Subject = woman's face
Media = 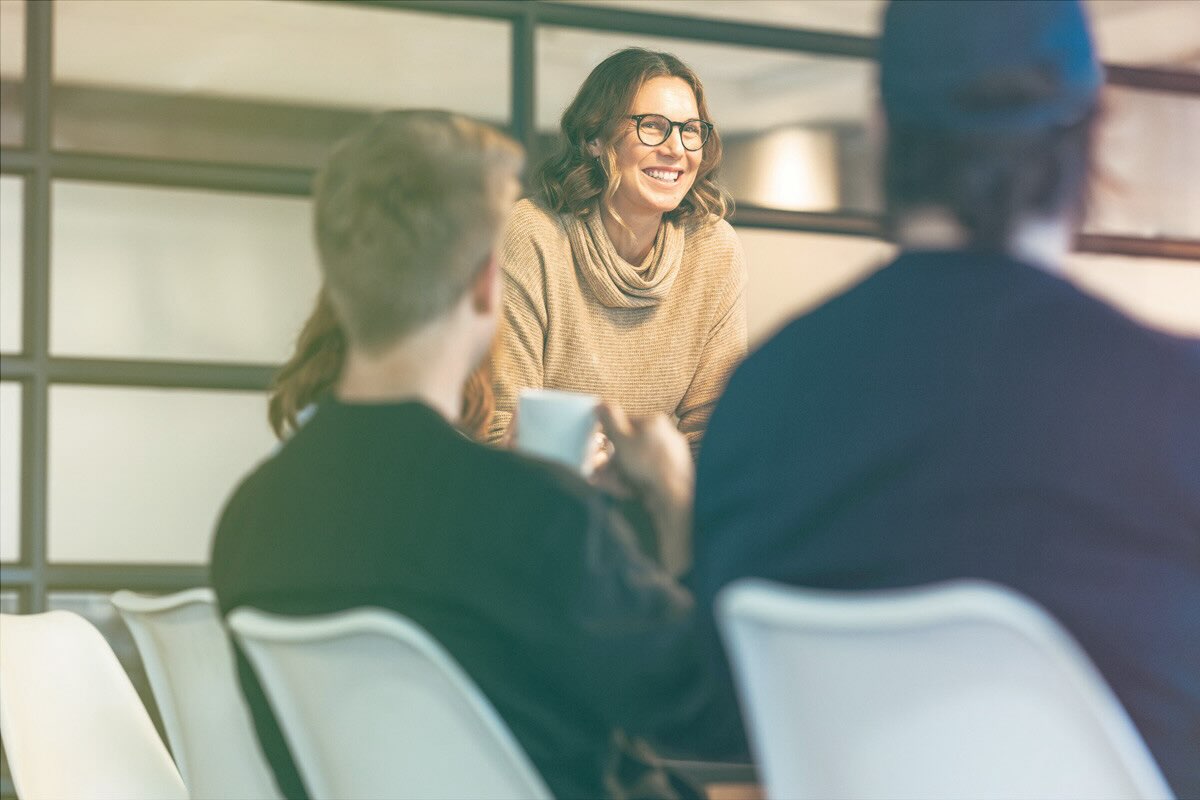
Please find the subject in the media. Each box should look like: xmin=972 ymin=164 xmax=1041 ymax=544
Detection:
xmin=605 ymin=76 xmax=704 ymax=222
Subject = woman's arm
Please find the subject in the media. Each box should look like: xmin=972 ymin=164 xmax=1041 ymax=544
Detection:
xmin=676 ymin=242 xmax=748 ymax=457
xmin=597 ymin=403 xmax=696 ymax=576
xmin=553 ymin=490 xmax=748 ymax=761
xmin=487 ymin=210 xmax=551 ymax=444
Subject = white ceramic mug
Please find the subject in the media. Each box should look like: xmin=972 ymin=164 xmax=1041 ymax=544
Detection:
xmin=515 ymin=388 xmax=600 ymax=474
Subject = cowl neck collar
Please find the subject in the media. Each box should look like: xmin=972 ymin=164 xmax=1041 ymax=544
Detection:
xmin=564 ymin=207 xmax=685 ymax=309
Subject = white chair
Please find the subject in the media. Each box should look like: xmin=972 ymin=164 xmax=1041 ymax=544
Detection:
xmin=227 ymin=606 xmax=552 ymax=800
xmin=0 ymin=610 xmax=188 ymax=800
xmin=111 ymin=588 xmax=282 ymax=800
xmin=716 ymin=578 xmax=1176 ymax=800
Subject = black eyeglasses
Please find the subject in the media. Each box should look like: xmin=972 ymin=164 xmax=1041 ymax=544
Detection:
xmin=628 ymin=114 xmax=713 ymax=151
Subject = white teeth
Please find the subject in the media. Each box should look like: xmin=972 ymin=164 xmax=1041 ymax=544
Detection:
xmin=645 ymin=169 xmax=680 ymax=183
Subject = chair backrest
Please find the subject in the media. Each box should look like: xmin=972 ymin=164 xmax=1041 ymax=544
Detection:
xmin=111 ymin=588 xmax=282 ymax=799
xmin=0 ymin=610 xmax=189 ymax=800
xmin=716 ymin=578 xmax=1176 ymax=800
xmin=227 ymin=606 xmax=552 ymax=800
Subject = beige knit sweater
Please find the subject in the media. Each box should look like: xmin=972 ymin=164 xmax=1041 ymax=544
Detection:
xmin=489 ymin=199 xmax=747 ymax=454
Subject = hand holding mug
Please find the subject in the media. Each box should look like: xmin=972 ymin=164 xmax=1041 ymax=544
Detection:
xmin=595 ymin=403 xmax=694 ymax=576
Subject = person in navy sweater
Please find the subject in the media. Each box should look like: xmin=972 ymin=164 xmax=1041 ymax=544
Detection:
xmin=691 ymin=2 xmax=1200 ymax=796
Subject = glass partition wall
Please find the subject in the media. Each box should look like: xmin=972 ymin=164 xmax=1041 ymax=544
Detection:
xmin=1 ymin=1 xmax=1197 ymax=792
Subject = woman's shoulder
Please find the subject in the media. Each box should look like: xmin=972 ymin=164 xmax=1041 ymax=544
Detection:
xmin=507 ymin=197 xmax=568 ymax=240
xmin=683 ymin=213 xmax=745 ymax=279
xmin=685 ymin=213 xmax=740 ymax=253
xmin=501 ymin=198 xmax=572 ymax=280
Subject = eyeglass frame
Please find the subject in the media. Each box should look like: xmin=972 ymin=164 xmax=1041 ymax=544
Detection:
xmin=626 ymin=114 xmax=713 ymax=151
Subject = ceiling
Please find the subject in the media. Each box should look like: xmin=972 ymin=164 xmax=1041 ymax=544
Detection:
xmin=0 ymin=0 xmax=1195 ymax=136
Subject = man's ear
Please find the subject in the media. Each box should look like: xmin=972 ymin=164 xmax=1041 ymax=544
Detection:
xmin=470 ymin=251 xmax=500 ymax=315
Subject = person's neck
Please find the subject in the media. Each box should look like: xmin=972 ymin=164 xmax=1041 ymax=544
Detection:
xmin=894 ymin=207 xmax=1071 ymax=275
xmin=601 ymin=203 xmax=663 ymax=264
xmin=335 ymin=312 xmax=475 ymax=423
xmin=893 ymin=207 xmax=969 ymax=251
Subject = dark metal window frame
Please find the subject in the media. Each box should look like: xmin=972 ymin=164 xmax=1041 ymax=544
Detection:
xmin=1 ymin=0 xmax=1198 ymax=606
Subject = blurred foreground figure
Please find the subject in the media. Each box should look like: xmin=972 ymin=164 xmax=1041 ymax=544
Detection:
xmin=693 ymin=2 xmax=1200 ymax=795
xmin=211 ymin=110 xmax=735 ymax=800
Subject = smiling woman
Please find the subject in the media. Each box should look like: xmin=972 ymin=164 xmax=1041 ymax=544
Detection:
xmin=489 ymin=48 xmax=748 ymax=457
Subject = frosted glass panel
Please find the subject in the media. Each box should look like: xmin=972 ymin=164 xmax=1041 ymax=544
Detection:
xmin=48 ymin=386 xmax=277 ymax=564
xmin=0 ymin=176 xmax=21 ymax=352
xmin=736 ymin=228 xmax=1200 ymax=343
xmin=0 ymin=382 xmax=19 ymax=562
xmin=1085 ymin=86 xmax=1200 ymax=240
xmin=736 ymin=227 xmax=894 ymax=345
xmin=0 ymin=0 xmax=24 ymax=147
xmin=51 ymin=0 xmax=510 ymax=167
xmin=537 ymin=27 xmax=880 ymax=213
xmin=1064 ymin=252 xmax=1200 ymax=337
xmin=0 ymin=2 xmax=23 ymax=79
xmin=51 ymin=181 xmax=321 ymax=363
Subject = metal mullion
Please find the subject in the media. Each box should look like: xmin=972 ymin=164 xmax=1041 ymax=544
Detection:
xmin=0 ymin=359 xmax=32 ymax=379
xmin=3 ymin=356 xmax=278 ymax=390
xmin=48 ymin=151 xmax=313 ymax=198
xmin=23 ymin=0 xmax=50 ymax=153
xmin=0 ymin=149 xmax=34 ymax=174
xmin=731 ymin=206 xmax=886 ymax=238
xmin=511 ymin=7 xmax=536 ymax=155
xmin=22 ymin=0 xmax=52 ymax=613
xmin=13 ymin=584 xmax=30 ymax=613
xmin=531 ymin=1 xmax=877 ymax=58
xmin=43 ymin=563 xmax=209 ymax=595
xmin=1075 ymin=234 xmax=1200 ymax=262
xmin=325 ymin=0 xmax=529 ymax=22
xmin=0 ymin=570 xmax=32 ymax=619
xmin=43 ymin=358 xmax=277 ymax=392
xmin=1106 ymin=65 xmax=1200 ymax=97
xmin=0 ymin=567 xmax=34 ymax=586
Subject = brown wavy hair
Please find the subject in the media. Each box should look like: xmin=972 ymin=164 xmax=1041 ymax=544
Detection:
xmin=268 ymin=288 xmax=343 ymax=439
xmin=534 ymin=47 xmax=731 ymax=224
xmin=316 ymin=111 xmax=523 ymax=351
xmin=268 ymin=288 xmax=495 ymax=441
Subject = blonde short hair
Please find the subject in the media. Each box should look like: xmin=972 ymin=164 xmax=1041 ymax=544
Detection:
xmin=314 ymin=110 xmax=524 ymax=352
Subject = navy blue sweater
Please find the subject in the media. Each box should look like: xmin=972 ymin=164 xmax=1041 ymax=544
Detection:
xmin=694 ymin=250 xmax=1200 ymax=797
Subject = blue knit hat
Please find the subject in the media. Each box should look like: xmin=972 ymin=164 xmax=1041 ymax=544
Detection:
xmin=880 ymin=0 xmax=1104 ymax=133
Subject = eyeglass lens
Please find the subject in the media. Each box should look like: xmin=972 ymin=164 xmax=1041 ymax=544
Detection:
xmin=637 ymin=114 xmax=708 ymax=151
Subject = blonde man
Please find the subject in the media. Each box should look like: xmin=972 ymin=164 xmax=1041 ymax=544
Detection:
xmin=211 ymin=111 xmax=734 ymax=800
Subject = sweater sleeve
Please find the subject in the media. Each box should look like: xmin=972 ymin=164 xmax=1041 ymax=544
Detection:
xmin=488 ymin=205 xmax=550 ymax=444
xmin=676 ymin=230 xmax=748 ymax=458
xmin=553 ymin=491 xmax=748 ymax=759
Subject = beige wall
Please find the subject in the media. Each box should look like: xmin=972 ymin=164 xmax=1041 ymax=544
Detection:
xmin=737 ymin=228 xmax=894 ymax=346
xmin=1063 ymin=253 xmax=1200 ymax=337
xmin=736 ymin=228 xmax=1200 ymax=347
